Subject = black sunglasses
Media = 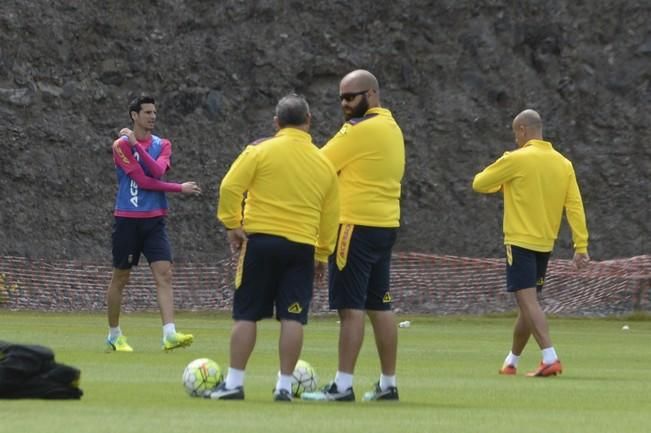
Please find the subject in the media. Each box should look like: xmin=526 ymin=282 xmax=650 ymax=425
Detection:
xmin=339 ymin=89 xmax=369 ymax=102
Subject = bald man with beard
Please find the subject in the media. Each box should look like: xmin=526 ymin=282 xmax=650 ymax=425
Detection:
xmin=303 ymin=70 xmax=405 ymax=402
xmin=473 ymin=109 xmax=590 ymax=377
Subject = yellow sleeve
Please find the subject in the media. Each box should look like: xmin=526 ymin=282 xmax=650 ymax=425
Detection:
xmin=472 ymin=152 xmax=515 ymax=194
xmin=321 ymin=124 xmax=362 ymax=171
xmin=217 ymin=146 xmax=258 ymax=229
xmin=564 ymin=168 xmax=589 ymax=253
xmin=315 ymin=176 xmax=340 ymax=263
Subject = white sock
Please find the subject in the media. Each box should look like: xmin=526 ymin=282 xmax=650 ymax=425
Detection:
xmin=162 ymin=323 xmax=176 ymax=339
xmin=276 ymin=374 xmax=293 ymax=393
xmin=504 ymin=351 xmax=520 ymax=367
xmin=225 ymin=368 xmax=245 ymax=389
xmin=379 ymin=374 xmax=396 ymax=390
xmin=334 ymin=371 xmax=353 ymax=391
xmin=108 ymin=327 xmax=121 ymax=341
xmin=542 ymin=347 xmax=558 ymax=365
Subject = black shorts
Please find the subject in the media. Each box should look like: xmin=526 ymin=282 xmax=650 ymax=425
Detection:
xmin=505 ymin=244 xmax=551 ymax=292
xmin=233 ymin=234 xmax=315 ymax=324
xmin=328 ymin=225 xmax=397 ymax=311
xmin=112 ymin=216 xmax=172 ymax=269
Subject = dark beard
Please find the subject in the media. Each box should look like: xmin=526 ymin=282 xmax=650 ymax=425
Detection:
xmin=344 ymin=96 xmax=369 ymax=121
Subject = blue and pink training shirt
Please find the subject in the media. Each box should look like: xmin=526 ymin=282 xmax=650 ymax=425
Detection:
xmin=113 ymin=135 xmax=182 ymax=218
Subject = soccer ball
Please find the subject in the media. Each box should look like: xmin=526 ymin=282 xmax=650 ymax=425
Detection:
xmin=182 ymin=358 xmax=223 ymax=397
xmin=291 ymin=359 xmax=318 ymax=397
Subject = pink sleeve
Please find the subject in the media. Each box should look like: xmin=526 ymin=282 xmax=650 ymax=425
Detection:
xmin=113 ymin=138 xmax=138 ymax=173
xmin=113 ymin=139 xmax=182 ymax=193
xmin=129 ymin=170 xmax=183 ymax=193
xmin=134 ymin=139 xmax=171 ymax=178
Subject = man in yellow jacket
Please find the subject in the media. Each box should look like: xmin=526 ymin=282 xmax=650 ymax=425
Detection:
xmin=213 ymin=94 xmax=339 ymax=401
xmin=473 ymin=109 xmax=589 ymax=377
xmin=303 ymin=70 xmax=405 ymax=401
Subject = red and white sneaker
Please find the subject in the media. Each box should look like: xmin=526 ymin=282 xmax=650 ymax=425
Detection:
xmin=499 ymin=364 xmax=517 ymax=375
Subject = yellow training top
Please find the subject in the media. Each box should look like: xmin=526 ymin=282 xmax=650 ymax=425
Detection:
xmin=321 ymin=107 xmax=405 ymax=227
xmin=472 ymin=139 xmax=589 ymax=253
xmin=217 ymin=127 xmax=339 ymax=262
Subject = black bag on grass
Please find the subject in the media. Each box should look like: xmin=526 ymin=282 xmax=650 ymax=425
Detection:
xmin=0 ymin=340 xmax=83 ymax=399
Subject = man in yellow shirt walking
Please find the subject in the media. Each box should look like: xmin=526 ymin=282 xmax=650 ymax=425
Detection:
xmin=303 ymin=70 xmax=405 ymax=401
xmin=473 ymin=109 xmax=590 ymax=377
xmin=212 ymin=94 xmax=339 ymax=401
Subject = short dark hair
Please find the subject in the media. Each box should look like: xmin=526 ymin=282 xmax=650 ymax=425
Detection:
xmin=275 ymin=94 xmax=310 ymax=128
xmin=128 ymin=95 xmax=155 ymax=121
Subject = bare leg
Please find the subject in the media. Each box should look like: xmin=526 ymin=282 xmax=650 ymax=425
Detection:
xmin=511 ymin=309 xmax=532 ymax=356
xmin=278 ymin=320 xmax=303 ymax=375
xmin=337 ymin=309 xmax=365 ymax=373
xmin=367 ymin=310 xmax=397 ymax=375
xmin=514 ymin=287 xmax=552 ymax=349
xmin=107 ymin=268 xmax=131 ymax=327
xmin=230 ymin=320 xmax=257 ymax=370
xmin=150 ymin=261 xmax=174 ymax=325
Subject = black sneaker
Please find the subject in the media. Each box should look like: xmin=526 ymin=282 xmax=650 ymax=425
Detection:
xmin=301 ymin=381 xmax=355 ymax=401
xmin=362 ymin=382 xmax=399 ymax=401
xmin=209 ymin=382 xmax=245 ymax=400
xmin=273 ymin=388 xmax=293 ymax=402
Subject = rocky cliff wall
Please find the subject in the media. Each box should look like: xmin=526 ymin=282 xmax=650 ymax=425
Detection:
xmin=1 ymin=0 xmax=649 ymax=262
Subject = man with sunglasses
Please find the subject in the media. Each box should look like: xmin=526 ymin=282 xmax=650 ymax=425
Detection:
xmin=302 ymin=70 xmax=405 ymax=402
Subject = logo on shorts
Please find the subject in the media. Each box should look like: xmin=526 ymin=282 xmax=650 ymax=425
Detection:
xmin=287 ymin=303 xmax=303 ymax=314
xmin=127 ymin=254 xmax=133 ymax=264
xmin=382 ymin=292 xmax=392 ymax=303
xmin=536 ymin=277 xmax=544 ymax=287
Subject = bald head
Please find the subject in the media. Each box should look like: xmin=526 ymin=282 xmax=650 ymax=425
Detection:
xmin=340 ymin=69 xmax=379 ymax=92
xmin=514 ymin=109 xmax=542 ymax=130
xmin=512 ymin=109 xmax=543 ymax=147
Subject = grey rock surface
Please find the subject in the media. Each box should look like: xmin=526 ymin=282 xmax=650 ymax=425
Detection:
xmin=0 ymin=0 xmax=649 ymax=262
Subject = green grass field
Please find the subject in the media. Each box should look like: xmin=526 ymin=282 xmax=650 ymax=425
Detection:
xmin=1 ymin=311 xmax=650 ymax=433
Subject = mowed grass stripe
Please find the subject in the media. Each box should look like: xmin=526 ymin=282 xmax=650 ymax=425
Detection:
xmin=1 ymin=312 xmax=649 ymax=433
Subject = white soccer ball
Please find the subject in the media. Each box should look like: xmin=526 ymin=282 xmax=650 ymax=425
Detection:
xmin=182 ymin=358 xmax=223 ymax=397
xmin=291 ymin=359 xmax=318 ymax=397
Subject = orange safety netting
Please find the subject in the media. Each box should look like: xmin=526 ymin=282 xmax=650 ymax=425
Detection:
xmin=1 ymin=254 xmax=649 ymax=316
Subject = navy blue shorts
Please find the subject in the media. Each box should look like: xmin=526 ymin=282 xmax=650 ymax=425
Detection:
xmin=328 ymin=225 xmax=397 ymax=311
xmin=233 ymin=234 xmax=315 ymax=324
xmin=505 ymin=244 xmax=551 ymax=292
xmin=112 ymin=216 xmax=172 ymax=269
